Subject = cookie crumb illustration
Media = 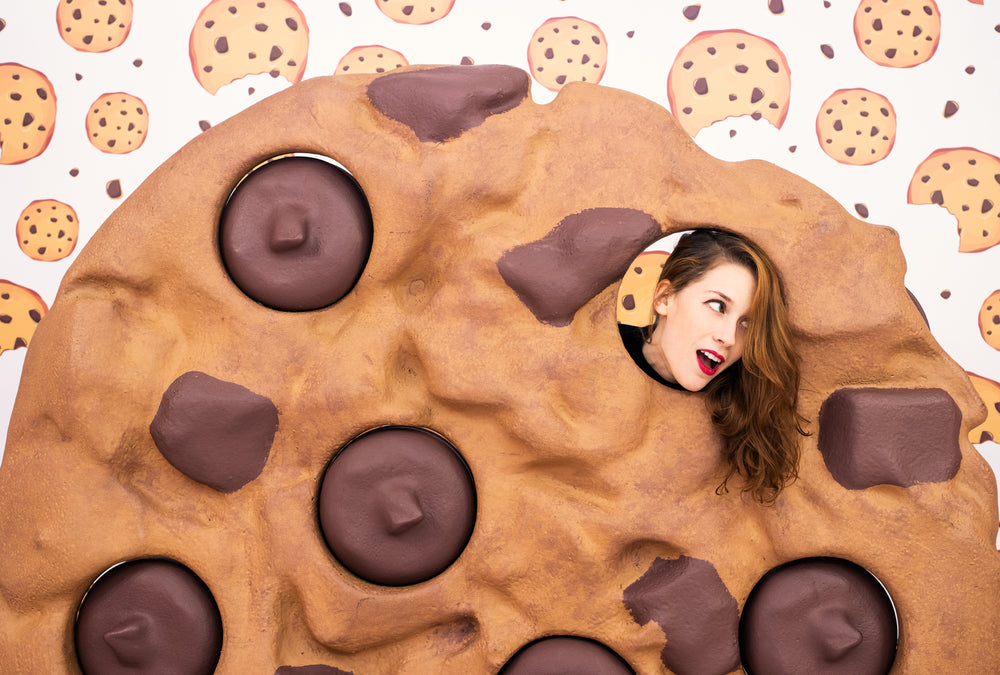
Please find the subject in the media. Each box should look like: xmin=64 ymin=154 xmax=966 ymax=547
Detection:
xmin=189 ymin=0 xmax=309 ymax=95
xmin=336 ymin=45 xmax=408 ymax=75
xmin=339 ymin=2 xmax=353 ymax=16
xmin=683 ymin=5 xmax=701 ymax=20
xmin=106 ymin=179 xmax=123 ymax=199
xmin=527 ymin=17 xmax=608 ymax=92
xmin=85 ymin=92 xmax=148 ymax=154
xmin=853 ymin=0 xmax=941 ymax=68
xmin=944 ymin=100 xmax=959 ymax=118
xmin=907 ymin=147 xmax=1000 ymax=252
xmin=16 ymin=199 xmax=79 ymax=262
xmin=0 ymin=280 xmax=47 ymax=354
xmin=667 ymin=29 xmax=791 ymax=137
xmin=56 ymin=0 xmax=133 ymax=53
xmin=0 ymin=63 xmax=57 ymax=165
xmin=816 ymin=88 xmax=896 ymax=165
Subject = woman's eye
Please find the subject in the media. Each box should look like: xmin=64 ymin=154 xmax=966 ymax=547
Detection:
xmin=707 ymin=299 xmax=725 ymax=313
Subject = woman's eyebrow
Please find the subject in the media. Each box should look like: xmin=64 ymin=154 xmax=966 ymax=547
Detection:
xmin=708 ymin=290 xmax=733 ymax=303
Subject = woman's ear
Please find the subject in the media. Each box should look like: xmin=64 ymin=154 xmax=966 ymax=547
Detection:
xmin=651 ymin=279 xmax=672 ymax=318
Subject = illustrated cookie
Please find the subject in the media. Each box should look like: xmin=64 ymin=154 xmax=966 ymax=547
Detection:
xmin=16 ymin=199 xmax=80 ymax=262
xmin=616 ymin=250 xmax=668 ymax=326
xmin=56 ymin=0 xmax=133 ymax=53
xmin=375 ymin=0 xmax=455 ymax=25
xmin=527 ymin=17 xmax=608 ymax=92
xmin=816 ymin=88 xmax=896 ymax=165
xmin=0 ymin=280 xmax=47 ymax=354
xmin=0 ymin=63 xmax=57 ymax=165
xmin=189 ymin=0 xmax=309 ymax=95
xmin=980 ymin=290 xmax=1000 ymax=351
xmin=336 ymin=45 xmax=408 ymax=75
xmin=853 ymin=0 xmax=941 ymax=68
xmin=667 ymin=29 xmax=791 ymax=138
xmin=968 ymin=373 xmax=1000 ymax=444
xmin=86 ymin=92 xmax=148 ymax=154
xmin=907 ymin=147 xmax=1000 ymax=253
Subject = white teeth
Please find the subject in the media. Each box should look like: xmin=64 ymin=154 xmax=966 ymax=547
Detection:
xmin=700 ymin=350 xmax=721 ymax=366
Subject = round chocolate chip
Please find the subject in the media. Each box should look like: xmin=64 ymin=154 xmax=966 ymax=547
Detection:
xmin=319 ymin=427 xmax=476 ymax=586
xmin=740 ymin=557 xmax=897 ymax=675
xmin=220 ymin=156 xmax=373 ymax=311
xmin=75 ymin=558 xmax=222 ymax=675
xmin=500 ymin=636 xmax=634 ymax=674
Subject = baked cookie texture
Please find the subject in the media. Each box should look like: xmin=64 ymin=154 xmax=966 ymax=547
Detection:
xmin=1 ymin=65 xmax=998 ymax=674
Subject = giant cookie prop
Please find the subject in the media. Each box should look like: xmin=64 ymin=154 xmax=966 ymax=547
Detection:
xmin=1 ymin=65 xmax=998 ymax=674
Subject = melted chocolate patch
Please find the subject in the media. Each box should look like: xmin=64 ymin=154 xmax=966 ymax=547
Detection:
xmin=318 ymin=427 xmax=476 ymax=586
xmin=366 ymin=64 xmax=530 ymax=143
xmin=499 ymin=636 xmax=634 ymax=674
xmin=275 ymin=666 xmax=353 ymax=675
xmin=498 ymin=208 xmax=662 ymax=326
xmin=75 ymin=559 xmax=222 ymax=675
xmin=150 ymin=371 xmax=278 ymax=493
xmin=740 ymin=558 xmax=897 ymax=675
xmin=818 ymin=387 xmax=962 ymax=490
xmin=623 ymin=556 xmax=740 ymax=675
xmin=220 ymin=156 xmax=373 ymax=311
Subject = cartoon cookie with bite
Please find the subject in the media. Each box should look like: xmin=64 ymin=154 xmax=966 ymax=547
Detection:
xmin=667 ymin=29 xmax=791 ymax=137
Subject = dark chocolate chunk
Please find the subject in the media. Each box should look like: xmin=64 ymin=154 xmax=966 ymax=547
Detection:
xmin=219 ymin=156 xmax=373 ymax=311
xmin=694 ymin=77 xmax=708 ymax=95
xmin=622 ymin=294 xmax=635 ymax=311
xmin=275 ymin=666 xmax=353 ymax=675
xmin=338 ymin=2 xmax=352 ymax=16
xmin=768 ymin=0 xmax=785 ymax=14
xmin=75 ymin=559 xmax=222 ymax=675
xmin=944 ymin=100 xmax=959 ymax=118
xmin=940 ymin=289 xmax=951 ymax=299
xmin=367 ymin=64 xmax=529 ymax=143
xmin=683 ymin=5 xmax=701 ymax=20
xmin=821 ymin=44 xmax=835 ymax=58
xmin=500 ymin=637 xmax=634 ymax=674
xmin=318 ymin=427 xmax=476 ymax=586
xmin=740 ymin=558 xmax=897 ymax=675
xmin=150 ymin=371 xmax=278 ymax=493
xmin=497 ymin=208 xmax=661 ymax=326
xmin=817 ymin=387 xmax=962 ymax=489
xmin=854 ymin=203 xmax=869 ymax=218
xmin=106 ymin=179 xmax=122 ymax=199
xmin=623 ymin=556 xmax=739 ymax=675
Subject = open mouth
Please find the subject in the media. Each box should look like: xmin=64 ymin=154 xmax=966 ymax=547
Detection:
xmin=697 ymin=349 xmax=723 ymax=375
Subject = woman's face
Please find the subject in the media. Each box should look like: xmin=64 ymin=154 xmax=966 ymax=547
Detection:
xmin=643 ymin=261 xmax=756 ymax=391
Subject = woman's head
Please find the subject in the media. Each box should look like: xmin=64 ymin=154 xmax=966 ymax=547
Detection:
xmin=640 ymin=229 xmax=806 ymax=502
xmin=645 ymin=229 xmax=793 ymax=390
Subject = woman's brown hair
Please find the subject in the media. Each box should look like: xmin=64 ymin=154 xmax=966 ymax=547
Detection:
xmin=647 ymin=229 xmax=807 ymax=503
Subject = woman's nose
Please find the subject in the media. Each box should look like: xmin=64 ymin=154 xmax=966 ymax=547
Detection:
xmin=715 ymin=321 xmax=738 ymax=346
